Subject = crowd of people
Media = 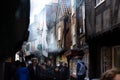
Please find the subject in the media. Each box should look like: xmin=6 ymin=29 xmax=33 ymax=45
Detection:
xmin=11 ymin=57 xmax=69 ymax=80
xmin=10 ymin=55 xmax=120 ymax=80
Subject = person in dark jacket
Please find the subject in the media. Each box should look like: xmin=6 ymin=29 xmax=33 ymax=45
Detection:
xmin=46 ymin=60 xmax=54 ymax=80
xmin=53 ymin=66 xmax=60 ymax=80
xmin=63 ymin=63 xmax=69 ymax=80
xmin=58 ymin=61 xmax=67 ymax=80
xmin=40 ymin=63 xmax=47 ymax=80
xmin=27 ymin=57 xmax=41 ymax=80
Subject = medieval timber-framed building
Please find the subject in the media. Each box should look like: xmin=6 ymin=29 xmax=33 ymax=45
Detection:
xmin=85 ymin=0 xmax=120 ymax=79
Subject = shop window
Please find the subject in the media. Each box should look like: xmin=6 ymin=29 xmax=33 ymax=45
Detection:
xmin=101 ymin=47 xmax=112 ymax=73
xmin=113 ymin=46 xmax=120 ymax=69
xmin=101 ymin=46 xmax=120 ymax=73
xmin=69 ymin=58 xmax=77 ymax=78
xmin=15 ymin=52 xmax=20 ymax=61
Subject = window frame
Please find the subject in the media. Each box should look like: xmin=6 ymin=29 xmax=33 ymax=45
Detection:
xmin=112 ymin=46 xmax=120 ymax=69
xmin=95 ymin=0 xmax=105 ymax=8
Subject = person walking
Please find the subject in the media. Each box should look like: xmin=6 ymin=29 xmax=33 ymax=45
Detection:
xmin=46 ymin=59 xmax=54 ymax=80
xmin=53 ymin=66 xmax=60 ymax=80
xmin=76 ymin=55 xmax=87 ymax=80
xmin=40 ymin=63 xmax=47 ymax=80
xmin=27 ymin=57 xmax=41 ymax=80
xmin=60 ymin=62 xmax=69 ymax=80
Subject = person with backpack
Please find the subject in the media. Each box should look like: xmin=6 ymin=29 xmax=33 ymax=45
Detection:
xmin=76 ymin=55 xmax=87 ymax=80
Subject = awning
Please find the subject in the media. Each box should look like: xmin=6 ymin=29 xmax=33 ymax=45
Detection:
xmin=64 ymin=49 xmax=85 ymax=57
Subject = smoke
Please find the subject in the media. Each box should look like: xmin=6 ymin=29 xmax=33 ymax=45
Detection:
xmin=28 ymin=0 xmax=66 ymax=56
xmin=47 ymin=29 xmax=59 ymax=53
xmin=28 ymin=22 xmax=39 ymax=41
xmin=30 ymin=0 xmax=58 ymax=25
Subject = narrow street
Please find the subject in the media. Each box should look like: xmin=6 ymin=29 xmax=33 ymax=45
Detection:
xmin=1 ymin=0 xmax=120 ymax=80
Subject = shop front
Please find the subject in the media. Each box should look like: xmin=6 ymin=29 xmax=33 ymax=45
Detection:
xmin=64 ymin=49 xmax=85 ymax=80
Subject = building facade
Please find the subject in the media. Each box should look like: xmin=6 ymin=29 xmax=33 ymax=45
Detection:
xmin=56 ymin=0 xmax=71 ymax=63
xmin=56 ymin=0 xmax=89 ymax=79
xmin=85 ymin=0 xmax=120 ymax=79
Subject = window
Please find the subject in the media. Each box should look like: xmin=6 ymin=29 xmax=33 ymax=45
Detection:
xmin=69 ymin=58 xmax=77 ymax=77
xmin=26 ymin=43 xmax=31 ymax=51
xmin=101 ymin=46 xmax=120 ymax=74
xmin=58 ymin=27 xmax=61 ymax=40
xmin=101 ymin=47 xmax=112 ymax=73
xmin=113 ymin=46 xmax=120 ymax=69
xmin=72 ymin=35 xmax=76 ymax=46
xmin=96 ymin=0 xmax=105 ymax=7
xmin=72 ymin=24 xmax=76 ymax=36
